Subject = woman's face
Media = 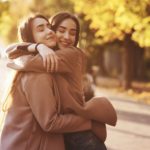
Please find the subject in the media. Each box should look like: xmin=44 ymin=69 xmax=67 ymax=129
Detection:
xmin=56 ymin=18 xmax=77 ymax=49
xmin=32 ymin=17 xmax=57 ymax=48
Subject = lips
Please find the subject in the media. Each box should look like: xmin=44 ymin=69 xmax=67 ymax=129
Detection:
xmin=46 ymin=35 xmax=55 ymax=40
xmin=60 ymin=41 xmax=71 ymax=47
xmin=46 ymin=35 xmax=56 ymax=43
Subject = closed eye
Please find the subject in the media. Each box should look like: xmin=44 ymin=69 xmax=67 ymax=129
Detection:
xmin=57 ymin=27 xmax=65 ymax=33
xmin=37 ymin=25 xmax=45 ymax=32
xmin=70 ymin=30 xmax=76 ymax=36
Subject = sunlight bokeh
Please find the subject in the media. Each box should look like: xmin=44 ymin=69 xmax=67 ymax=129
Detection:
xmin=0 ymin=51 xmax=16 ymax=131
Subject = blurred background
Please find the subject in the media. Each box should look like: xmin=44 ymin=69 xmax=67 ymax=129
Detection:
xmin=1 ymin=0 xmax=150 ymax=100
xmin=0 ymin=0 xmax=150 ymax=150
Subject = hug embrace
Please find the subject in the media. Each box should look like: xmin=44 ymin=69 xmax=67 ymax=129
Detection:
xmin=0 ymin=11 xmax=117 ymax=150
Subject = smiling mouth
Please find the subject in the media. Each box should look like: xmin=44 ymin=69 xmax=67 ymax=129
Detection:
xmin=46 ymin=37 xmax=56 ymax=42
xmin=61 ymin=41 xmax=71 ymax=46
xmin=47 ymin=37 xmax=53 ymax=40
xmin=47 ymin=34 xmax=56 ymax=39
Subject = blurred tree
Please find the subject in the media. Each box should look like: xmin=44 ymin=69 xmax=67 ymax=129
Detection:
xmin=0 ymin=0 xmax=34 ymax=43
xmin=0 ymin=0 xmax=9 ymax=16
xmin=1 ymin=0 xmax=149 ymax=89
xmin=72 ymin=0 xmax=150 ymax=89
xmin=0 ymin=0 xmax=74 ymax=43
xmin=31 ymin=0 xmax=74 ymax=15
xmin=0 ymin=0 xmax=10 ymax=41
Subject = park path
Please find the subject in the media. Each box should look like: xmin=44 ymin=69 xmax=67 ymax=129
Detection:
xmin=95 ymin=88 xmax=150 ymax=150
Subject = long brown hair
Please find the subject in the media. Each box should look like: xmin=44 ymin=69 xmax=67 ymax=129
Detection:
xmin=50 ymin=11 xmax=80 ymax=47
xmin=18 ymin=14 xmax=50 ymax=42
xmin=2 ymin=14 xmax=50 ymax=113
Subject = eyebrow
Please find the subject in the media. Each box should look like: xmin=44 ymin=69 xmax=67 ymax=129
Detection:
xmin=58 ymin=26 xmax=77 ymax=31
xmin=36 ymin=24 xmax=44 ymax=28
xmin=36 ymin=23 xmax=49 ymax=28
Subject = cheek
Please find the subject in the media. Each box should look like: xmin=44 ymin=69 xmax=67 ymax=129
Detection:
xmin=32 ymin=32 xmax=39 ymax=42
xmin=56 ymin=32 xmax=62 ymax=40
xmin=71 ymin=36 xmax=76 ymax=44
xmin=33 ymin=33 xmax=43 ymax=43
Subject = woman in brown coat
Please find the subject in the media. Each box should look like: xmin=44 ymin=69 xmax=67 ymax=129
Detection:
xmin=0 ymin=14 xmax=93 ymax=150
xmin=7 ymin=12 xmax=117 ymax=126
xmin=5 ymin=12 xmax=117 ymax=149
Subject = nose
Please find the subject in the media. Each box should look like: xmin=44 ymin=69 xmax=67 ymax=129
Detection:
xmin=47 ymin=28 xmax=54 ymax=35
xmin=64 ymin=31 xmax=69 ymax=39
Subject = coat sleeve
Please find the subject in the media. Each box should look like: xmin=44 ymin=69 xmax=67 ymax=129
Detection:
xmin=22 ymin=73 xmax=91 ymax=133
xmin=5 ymin=42 xmax=37 ymax=58
xmin=7 ymin=47 xmax=85 ymax=74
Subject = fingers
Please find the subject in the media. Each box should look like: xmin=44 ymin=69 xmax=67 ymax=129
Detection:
xmin=50 ymin=54 xmax=58 ymax=72
xmin=54 ymin=55 xmax=58 ymax=71
xmin=42 ymin=54 xmax=58 ymax=72
xmin=43 ymin=56 xmax=47 ymax=68
xmin=46 ymin=55 xmax=51 ymax=72
xmin=37 ymin=45 xmax=58 ymax=72
xmin=48 ymin=54 xmax=58 ymax=72
xmin=49 ymin=55 xmax=54 ymax=72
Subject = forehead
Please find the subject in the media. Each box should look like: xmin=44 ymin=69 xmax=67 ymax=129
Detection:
xmin=58 ymin=18 xmax=77 ymax=30
xmin=32 ymin=17 xmax=48 ymax=28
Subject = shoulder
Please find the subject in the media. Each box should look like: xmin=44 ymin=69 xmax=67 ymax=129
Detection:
xmin=70 ymin=46 xmax=85 ymax=54
xmin=75 ymin=47 xmax=87 ymax=63
xmin=69 ymin=46 xmax=87 ymax=60
xmin=56 ymin=46 xmax=82 ymax=58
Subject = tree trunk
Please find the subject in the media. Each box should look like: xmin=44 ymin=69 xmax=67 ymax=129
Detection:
xmin=135 ymin=47 xmax=145 ymax=80
xmin=121 ymin=34 xmax=145 ymax=89
xmin=127 ymin=41 xmax=145 ymax=81
xmin=122 ymin=47 xmax=132 ymax=89
xmin=121 ymin=35 xmax=133 ymax=89
xmin=98 ymin=48 xmax=108 ymax=76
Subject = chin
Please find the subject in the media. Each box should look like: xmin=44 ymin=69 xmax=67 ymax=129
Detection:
xmin=59 ymin=44 xmax=68 ymax=49
xmin=48 ymin=42 xmax=56 ymax=48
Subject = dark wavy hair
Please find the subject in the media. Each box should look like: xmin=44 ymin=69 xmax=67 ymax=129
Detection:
xmin=18 ymin=14 xmax=49 ymax=43
xmin=50 ymin=11 xmax=80 ymax=47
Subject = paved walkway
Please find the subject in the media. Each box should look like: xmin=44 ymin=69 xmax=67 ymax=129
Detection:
xmin=95 ymin=88 xmax=150 ymax=150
